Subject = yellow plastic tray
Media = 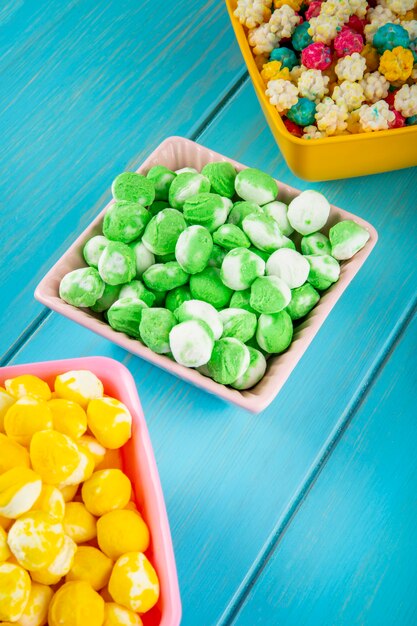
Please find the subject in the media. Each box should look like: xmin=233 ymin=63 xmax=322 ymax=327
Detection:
xmin=225 ymin=0 xmax=417 ymax=181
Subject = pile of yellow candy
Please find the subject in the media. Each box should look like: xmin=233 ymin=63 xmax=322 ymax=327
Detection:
xmin=0 ymin=370 xmax=159 ymax=626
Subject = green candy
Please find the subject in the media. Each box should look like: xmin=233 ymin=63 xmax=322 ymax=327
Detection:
xmin=230 ymin=289 xmax=258 ymax=315
xmin=155 ymin=253 xmax=176 ymax=263
xmin=220 ymin=248 xmax=265 ymax=291
xmin=201 ymin=161 xmax=237 ymax=198
xmin=83 ymin=236 xmax=109 ymax=268
xmin=213 ymin=224 xmax=250 ymax=250
xmin=329 ymin=220 xmax=370 ymax=260
xmin=228 ymin=201 xmax=263 ymax=227
xmin=249 ymin=247 xmax=270 ymax=262
xmin=256 ymin=310 xmax=293 ymax=354
xmin=285 ymin=283 xmax=320 ymax=320
xmin=129 ymin=240 xmax=155 ymax=277
xmin=142 ymin=208 xmax=187 ymax=255
xmin=234 ymin=168 xmax=278 ymax=205
xmin=107 ymin=297 xmax=148 ymax=338
xmin=98 ymin=241 xmax=136 ymax=286
xmin=119 ymin=280 xmax=155 ymax=307
xmin=150 ymin=290 xmax=167 ymax=306
xmin=231 ymin=347 xmax=267 ymax=390
xmin=183 ymin=193 xmax=231 ymax=233
xmin=262 ymin=200 xmax=293 ymax=236
xmin=175 ymin=225 xmax=213 ymax=274
xmin=250 ymin=276 xmax=291 ymax=314
xmin=169 ymin=319 xmax=214 ymax=368
xmin=207 ymin=338 xmax=250 ymax=385
xmin=142 ymin=261 xmax=189 ymax=291
xmin=149 ymin=200 xmax=170 ymax=216
xmin=112 ymin=172 xmax=155 ymax=206
xmin=219 ymin=308 xmax=257 ymax=342
xmin=146 ymin=165 xmax=176 ymax=201
xmin=103 ymin=201 xmax=151 ymax=243
xmin=59 ymin=267 xmax=105 ymax=308
xmin=139 ymin=307 xmax=176 ymax=354
xmin=305 ymin=254 xmax=340 ymax=290
xmin=176 ymin=299 xmax=223 ymax=340
xmin=165 ymin=285 xmax=192 ymax=313
xmin=189 ymin=267 xmax=232 ymax=309
xmin=168 ymin=172 xmax=210 ymax=209
xmin=208 ymin=244 xmax=227 ymax=268
xmin=242 ymin=213 xmax=291 ymax=253
xmin=301 ymin=232 xmax=331 ymax=256
xmin=90 ymin=283 xmax=121 ymax=313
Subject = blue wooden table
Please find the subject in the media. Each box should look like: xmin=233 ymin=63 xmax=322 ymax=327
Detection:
xmin=1 ymin=2 xmax=416 ymax=624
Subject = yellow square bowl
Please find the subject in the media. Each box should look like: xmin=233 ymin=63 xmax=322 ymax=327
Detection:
xmin=225 ymin=0 xmax=417 ymax=181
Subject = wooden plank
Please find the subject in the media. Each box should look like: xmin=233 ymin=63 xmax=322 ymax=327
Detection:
xmin=231 ymin=311 xmax=417 ymax=626
xmin=0 ymin=0 xmax=245 ymax=359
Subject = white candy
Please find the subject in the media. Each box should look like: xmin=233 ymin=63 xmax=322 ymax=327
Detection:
xmin=242 ymin=214 xmax=291 ymax=252
xmin=266 ymin=248 xmax=310 ymax=288
xmin=175 ymin=167 xmax=198 ymax=174
xmin=287 ymin=190 xmax=330 ymax=235
xmin=130 ymin=241 xmax=155 ymax=277
xmin=83 ymin=236 xmax=109 ymax=268
xmin=176 ymin=300 xmax=223 ymax=340
xmin=169 ymin=320 xmax=214 ymax=367
xmin=262 ymin=200 xmax=294 ymax=236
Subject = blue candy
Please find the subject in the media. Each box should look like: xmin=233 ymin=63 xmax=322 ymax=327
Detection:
xmin=373 ymin=23 xmax=410 ymax=54
xmin=405 ymin=115 xmax=417 ymax=126
xmin=287 ymin=98 xmax=316 ymax=127
xmin=292 ymin=22 xmax=313 ymax=52
xmin=270 ymin=47 xmax=299 ymax=70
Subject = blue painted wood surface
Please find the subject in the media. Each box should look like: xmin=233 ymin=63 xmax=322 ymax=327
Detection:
xmin=1 ymin=1 xmax=417 ymax=625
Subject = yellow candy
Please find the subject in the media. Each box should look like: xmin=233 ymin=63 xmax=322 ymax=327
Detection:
xmin=66 ymin=546 xmax=113 ymax=591
xmin=260 ymin=60 xmax=291 ymax=83
xmin=103 ymin=602 xmax=143 ymax=626
xmin=7 ymin=511 xmax=64 ymax=571
xmin=54 ymin=370 xmax=103 ymax=408
xmin=30 ymin=535 xmax=76 ymax=585
xmin=0 ymin=433 xmax=30 ymax=473
xmin=0 ymin=516 xmax=12 ymax=531
xmin=5 ymin=375 xmax=51 ymax=402
xmin=87 ymin=397 xmax=132 ymax=450
xmin=31 ymin=485 xmax=65 ymax=521
xmin=48 ymin=399 xmax=87 ymax=439
xmin=361 ymin=44 xmax=380 ymax=73
xmin=48 ymin=581 xmax=105 ymax=626
xmin=0 ymin=389 xmax=15 ymax=433
xmin=0 ymin=527 xmax=11 ymax=562
xmin=274 ymin=0 xmax=303 ymax=9
xmin=17 ymin=582 xmax=53 ymax=626
xmin=379 ymin=46 xmax=414 ymax=82
xmin=63 ymin=502 xmax=97 ymax=544
xmin=98 ymin=447 xmax=123 ymax=471
xmin=108 ymin=552 xmax=159 ymax=613
xmin=0 ymin=467 xmax=42 ymax=519
xmin=4 ymin=397 xmax=53 ymax=447
xmin=0 ymin=562 xmax=31 ymax=622
xmin=97 ymin=510 xmax=149 ymax=560
xmin=82 ymin=470 xmax=131 ymax=517
xmin=59 ymin=484 xmax=79 ymax=503
xmin=30 ymin=430 xmax=90 ymax=486
xmin=78 ymin=435 xmax=106 ymax=467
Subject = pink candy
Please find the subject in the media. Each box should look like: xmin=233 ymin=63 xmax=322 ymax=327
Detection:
xmin=334 ymin=29 xmax=364 ymax=57
xmin=305 ymin=0 xmax=323 ymax=20
xmin=345 ymin=15 xmax=367 ymax=36
xmin=301 ymin=42 xmax=332 ymax=70
xmin=388 ymin=109 xmax=406 ymax=128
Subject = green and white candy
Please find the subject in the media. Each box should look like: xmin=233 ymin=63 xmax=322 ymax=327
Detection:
xmin=112 ymin=172 xmax=155 ymax=206
xmin=142 ymin=261 xmax=189 ymax=292
xmin=129 ymin=240 xmax=155 ymax=277
xmin=189 ymin=267 xmax=232 ymax=309
xmin=234 ymin=168 xmax=278 ymax=205
xmin=207 ymin=244 xmax=227 ymax=268
xmin=242 ymin=213 xmax=292 ymax=252
xmin=142 ymin=208 xmax=186 ymax=256
xmin=301 ymin=232 xmax=331 ymax=256
xmin=285 ymin=283 xmax=320 ymax=320
xmin=250 ymin=276 xmax=291 ymax=314
xmin=183 ymin=193 xmax=232 ymax=233
xmin=288 ymin=190 xmax=330 ymax=236
xmin=219 ymin=308 xmax=257 ymax=342
xmin=256 ymin=310 xmax=293 ymax=354
xmin=176 ymin=300 xmax=223 ymax=340
xmin=169 ymin=319 xmax=214 ymax=367
xmin=59 ymin=267 xmax=105 ymax=308
xmin=329 ymin=220 xmax=370 ymax=260
xmin=231 ymin=347 xmax=267 ymax=390
xmin=107 ymin=297 xmax=148 ymax=338
xmin=168 ymin=172 xmax=210 ymax=209
xmin=266 ymin=248 xmax=310 ymax=289
xmin=103 ymin=201 xmax=151 ymax=244
xmin=220 ymin=248 xmax=265 ymax=291
xmin=228 ymin=201 xmax=263 ymax=227
xmin=146 ymin=165 xmax=176 ymax=201
xmin=98 ymin=241 xmax=136 ymax=286
xmin=119 ymin=280 xmax=155 ymax=307
xmin=139 ymin=307 xmax=176 ymax=353
xmin=213 ymin=224 xmax=250 ymax=250
xmin=149 ymin=200 xmax=170 ymax=216
xmin=175 ymin=225 xmax=213 ymax=274
xmin=262 ymin=200 xmax=293 ymax=236
xmin=229 ymin=289 xmax=257 ymax=314
xmin=90 ymin=284 xmax=121 ymax=313
xmin=83 ymin=236 xmax=109 ymax=268
xmin=175 ymin=167 xmax=198 ymax=174
xmin=201 ymin=161 xmax=237 ymax=198
xmin=165 ymin=286 xmax=192 ymax=313
xmin=207 ymin=338 xmax=250 ymax=385
xmin=305 ymin=254 xmax=340 ymax=290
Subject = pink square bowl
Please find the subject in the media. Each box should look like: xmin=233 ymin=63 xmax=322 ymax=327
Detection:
xmin=0 ymin=356 xmax=181 ymax=626
xmin=35 ymin=137 xmax=377 ymax=412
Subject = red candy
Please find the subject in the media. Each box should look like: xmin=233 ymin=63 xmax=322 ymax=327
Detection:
xmin=305 ymin=0 xmax=323 ymax=20
xmin=301 ymin=42 xmax=332 ymax=70
xmin=345 ymin=15 xmax=367 ymax=36
xmin=334 ymin=29 xmax=364 ymax=57
xmin=283 ymin=118 xmax=303 ymax=137
xmin=384 ymin=91 xmax=397 ymax=108
xmin=388 ymin=109 xmax=406 ymax=128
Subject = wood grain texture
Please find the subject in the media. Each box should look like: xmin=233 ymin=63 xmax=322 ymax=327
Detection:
xmin=0 ymin=0 xmax=245 ymax=359
xmin=232 ymin=311 xmax=417 ymax=626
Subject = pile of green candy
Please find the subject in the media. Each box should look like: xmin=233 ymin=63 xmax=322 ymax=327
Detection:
xmin=59 ymin=162 xmax=370 ymax=390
